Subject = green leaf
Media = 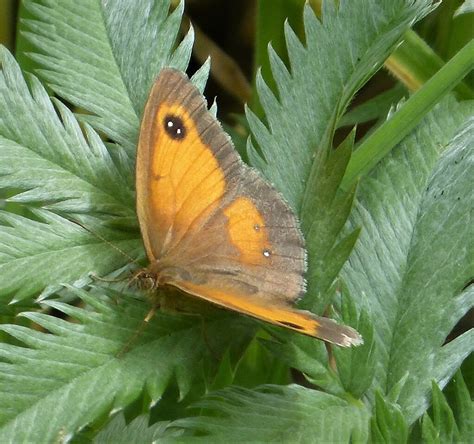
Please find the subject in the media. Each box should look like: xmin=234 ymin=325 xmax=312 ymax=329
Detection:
xmin=420 ymin=371 xmax=473 ymax=444
xmin=246 ymin=1 xmax=432 ymax=337
xmin=0 ymin=38 xmax=144 ymax=303
xmin=242 ymin=5 xmax=433 ymax=392
xmin=101 ymin=0 xmax=197 ymax=115
xmin=424 ymin=381 xmax=459 ymax=443
xmin=341 ymin=97 xmax=473 ymax=423
xmin=93 ymin=414 xmax=172 ymax=443
xmin=370 ymin=391 xmax=409 ymax=443
xmin=0 ymin=0 xmax=199 ymax=301
xmin=452 ymin=369 xmax=474 ymax=441
xmin=260 ymin=331 xmax=340 ymax=394
xmin=338 ymin=85 xmax=406 ymax=128
xmin=91 ymin=413 xmax=177 ymax=444
xmin=0 ymin=209 xmax=140 ymax=302
xmin=0 ymin=47 xmax=133 ymax=214
xmin=206 ymin=350 xmax=235 ymax=392
xmin=23 ymin=0 xmax=197 ymax=155
xmin=232 ymin=336 xmax=291 ymax=388
xmin=247 ymin=0 xmax=431 ymax=211
xmin=333 ymin=285 xmax=376 ymax=398
xmin=386 ymin=29 xmax=474 ymax=99
xmin=252 ymin=0 xmax=305 ymax=113
xmin=168 ymin=385 xmax=370 ymax=442
xmin=0 ymin=287 xmax=255 ymax=442
xmin=23 ymin=0 xmax=134 ymax=154
xmin=343 ymin=39 xmax=474 ymax=190
xmin=301 ymin=132 xmax=359 ymax=312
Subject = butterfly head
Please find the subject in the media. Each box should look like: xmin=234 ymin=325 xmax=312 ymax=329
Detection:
xmin=132 ymin=269 xmax=160 ymax=291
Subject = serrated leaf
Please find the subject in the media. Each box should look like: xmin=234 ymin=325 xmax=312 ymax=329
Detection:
xmin=339 ymin=85 xmax=407 ymax=128
xmin=101 ymin=0 xmax=190 ymax=115
xmin=451 ymin=369 xmax=474 ymax=441
xmin=343 ymin=39 xmax=474 ymax=190
xmin=0 ymin=287 xmax=255 ymax=442
xmin=246 ymin=2 xmax=432 ymax=349
xmin=23 ymin=0 xmax=138 ymax=154
xmin=167 ymin=385 xmax=370 ymax=442
xmin=341 ymin=98 xmax=474 ymax=422
xmin=421 ymin=414 xmax=440 ymax=443
xmin=92 ymin=413 xmax=175 ymax=443
xmin=22 ymin=0 xmax=199 ymax=155
xmin=261 ymin=335 xmax=340 ymax=394
xmin=0 ymin=47 xmax=133 ymax=214
xmin=301 ymin=132 xmax=359 ymax=313
xmin=232 ymin=336 xmax=291 ymax=388
xmin=429 ymin=381 xmax=459 ymax=442
xmin=420 ymin=371 xmax=473 ymax=444
xmin=370 ymin=391 xmax=408 ymax=443
xmin=334 ymin=284 xmax=376 ymax=398
xmin=0 ymin=210 xmax=140 ymax=302
xmin=247 ymin=0 xmax=431 ymax=211
xmin=0 ymin=0 xmax=198 ymax=302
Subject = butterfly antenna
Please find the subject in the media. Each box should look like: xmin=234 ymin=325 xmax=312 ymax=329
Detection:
xmin=67 ymin=217 xmax=141 ymax=268
xmin=66 ymin=217 xmax=159 ymax=356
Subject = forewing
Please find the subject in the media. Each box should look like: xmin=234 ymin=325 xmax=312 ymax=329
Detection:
xmin=136 ymin=69 xmax=240 ymax=261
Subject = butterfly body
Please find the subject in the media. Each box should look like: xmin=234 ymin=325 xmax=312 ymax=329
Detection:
xmin=135 ymin=68 xmax=362 ymax=347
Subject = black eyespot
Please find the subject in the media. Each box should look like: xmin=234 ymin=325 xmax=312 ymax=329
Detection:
xmin=163 ymin=114 xmax=186 ymax=140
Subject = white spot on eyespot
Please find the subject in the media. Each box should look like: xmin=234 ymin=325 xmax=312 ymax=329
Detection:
xmin=176 ymin=128 xmax=182 ymax=134
xmin=254 ymin=224 xmax=260 ymax=231
xmin=263 ymin=249 xmax=271 ymax=258
xmin=167 ymin=121 xmax=174 ymax=127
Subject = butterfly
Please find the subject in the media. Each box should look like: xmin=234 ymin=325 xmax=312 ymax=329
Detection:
xmin=135 ymin=68 xmax=362 ymax=347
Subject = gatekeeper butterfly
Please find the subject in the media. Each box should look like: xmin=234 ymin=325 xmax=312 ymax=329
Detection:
xmin=135 ymin=68 xmax=362 ymax=347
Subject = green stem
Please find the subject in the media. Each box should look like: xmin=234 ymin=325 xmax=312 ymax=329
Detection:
xmin=341 ymin=39 xmax=474 ymax=191
xmin=386 ymin=30 xmax=474 ymax=98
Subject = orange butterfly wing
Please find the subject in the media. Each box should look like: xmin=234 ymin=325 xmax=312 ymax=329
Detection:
xmin=136 ymin=69 xmax=362 ymax=347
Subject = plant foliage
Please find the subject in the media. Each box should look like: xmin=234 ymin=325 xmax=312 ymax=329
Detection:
xmin=0 ymin=0 xmax=471 ymax=441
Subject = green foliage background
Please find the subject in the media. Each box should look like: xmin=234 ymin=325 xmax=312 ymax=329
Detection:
xmin=0 ymin=0 xmax=472 ymax=442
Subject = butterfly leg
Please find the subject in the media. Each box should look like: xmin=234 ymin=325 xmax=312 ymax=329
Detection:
xmin=116 ymin=302 xmax=160 ymax=358
xmin=89 ymin=272 xmax=129 ymax=284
